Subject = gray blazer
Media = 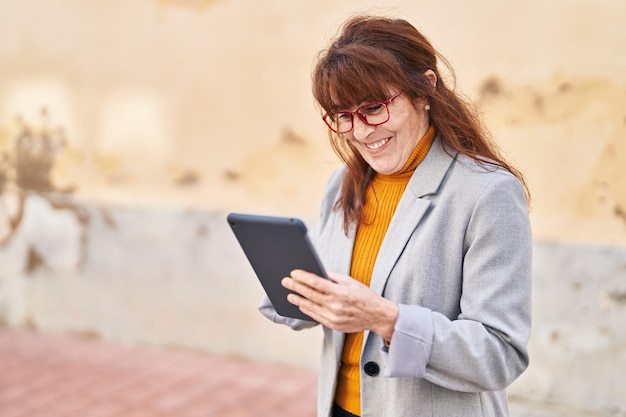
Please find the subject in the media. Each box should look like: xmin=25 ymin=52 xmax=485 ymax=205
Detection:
xmin=260 ymin=136 xmax=532 ymax=417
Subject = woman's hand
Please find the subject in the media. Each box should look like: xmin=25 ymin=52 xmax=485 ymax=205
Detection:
xmin=282 ymin=269 xmax=399 ymax=340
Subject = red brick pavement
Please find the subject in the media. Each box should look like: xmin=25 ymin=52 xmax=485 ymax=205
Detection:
xmin=0 ymin=327 xmax=317 ymax=417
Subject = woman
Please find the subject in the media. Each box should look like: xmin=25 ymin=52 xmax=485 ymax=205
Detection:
xmin=259 ymin=15 xmax=532 ymax=417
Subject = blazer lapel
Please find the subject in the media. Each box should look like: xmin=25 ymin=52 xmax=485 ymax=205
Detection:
xmin=322 ymin=214 xmax=355 ymax=277
xmin=369 ymin=136 xmax=457 ymax=296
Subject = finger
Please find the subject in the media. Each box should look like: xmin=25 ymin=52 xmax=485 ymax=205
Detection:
xmin=286 ymin=292 xmax=304 ymax=306
xmin=282 ymin=276 xmax=308 ymax=295
xmin=290 ymin=294 xmax=328 ymax=323
xmin=291 ymin=269 xmax=336 ymax=293
xmin=294 ymin=296 xmax=357 ymax=333
xmin=281 ymin=276 xmax=295 ymax=290
xmin=287 ymin=291 xmax=328 ymax=324
xmin=283 ymin=275 xmax=326 ymax=303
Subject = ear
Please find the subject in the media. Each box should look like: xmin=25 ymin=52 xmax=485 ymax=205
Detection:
xmin=424 ymin=69 xmax=437 ymax=88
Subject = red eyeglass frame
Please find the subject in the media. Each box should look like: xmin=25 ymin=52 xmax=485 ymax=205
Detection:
xmin=322 ymin=91 xmax=403 ymax=134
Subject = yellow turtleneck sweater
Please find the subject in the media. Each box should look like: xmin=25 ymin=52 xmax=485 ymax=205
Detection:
xmin=334 ymin=125 xmax=436 ymax=416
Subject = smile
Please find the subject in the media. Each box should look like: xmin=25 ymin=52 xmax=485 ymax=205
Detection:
xmin=364 ymin=137 xmax=390 ymax=151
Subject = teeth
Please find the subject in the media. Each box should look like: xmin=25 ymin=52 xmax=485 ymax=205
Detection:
xmin=365 ymin=138 xmax=390 ymax=150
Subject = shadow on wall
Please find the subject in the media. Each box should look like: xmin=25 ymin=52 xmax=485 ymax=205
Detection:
xmin=0 ymin=107 xmax=76 ymax=248
xmin=1 ymin=107 xmax=72 ymax=194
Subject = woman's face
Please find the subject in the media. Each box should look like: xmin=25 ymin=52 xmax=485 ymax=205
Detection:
xmin=342 ymin=92 xmax=430 ymax=175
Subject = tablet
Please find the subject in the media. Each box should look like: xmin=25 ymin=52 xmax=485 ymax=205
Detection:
xmin=226 ymin=212 xmax=327 ymax=321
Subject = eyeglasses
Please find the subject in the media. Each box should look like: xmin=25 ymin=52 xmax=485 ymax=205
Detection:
xmin=322 ymin=91 xmax=402 ymax=134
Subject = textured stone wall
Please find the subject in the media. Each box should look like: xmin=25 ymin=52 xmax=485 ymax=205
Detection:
xmin=0 ymin=191 xmax=322 ymax=368
xmin=508 ymin=242 xmax=626 ymax=416
xmin=1 ymin=192 xmax=625 ymax=416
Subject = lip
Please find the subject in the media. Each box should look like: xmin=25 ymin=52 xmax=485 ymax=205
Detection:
xmin=363 ymin=137 xmax=391 ymax=153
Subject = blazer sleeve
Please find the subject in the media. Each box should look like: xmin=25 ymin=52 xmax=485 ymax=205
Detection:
xmin=258 ymin=295 xmax=318 ymax=330
xmin=385 ymin=173 xmax=532 ymax=392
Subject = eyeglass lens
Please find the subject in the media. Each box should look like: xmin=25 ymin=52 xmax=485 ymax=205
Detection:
xmin=327 ymin=101 xmax=390 ymax=133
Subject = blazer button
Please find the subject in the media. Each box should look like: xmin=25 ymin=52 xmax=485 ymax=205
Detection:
xmin=363 ymin=361 xmax=380 ymax=376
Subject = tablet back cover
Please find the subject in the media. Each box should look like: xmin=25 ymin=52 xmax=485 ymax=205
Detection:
xmin=227 ymin=213 xmax=326 ymax=321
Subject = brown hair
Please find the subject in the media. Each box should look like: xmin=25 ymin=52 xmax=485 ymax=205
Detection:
xmin=312 ymin=15 xmax=530 ymax=231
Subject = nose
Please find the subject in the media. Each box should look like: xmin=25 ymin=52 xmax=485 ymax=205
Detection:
xmin=351 ymin=116 xmax=375 ymax=141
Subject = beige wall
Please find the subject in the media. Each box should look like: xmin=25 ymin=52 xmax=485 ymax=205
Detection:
xmin=2 ymin=4 xmax=626 ymax=413
xmin=1 ymin=0 xmax=625 ymax=245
